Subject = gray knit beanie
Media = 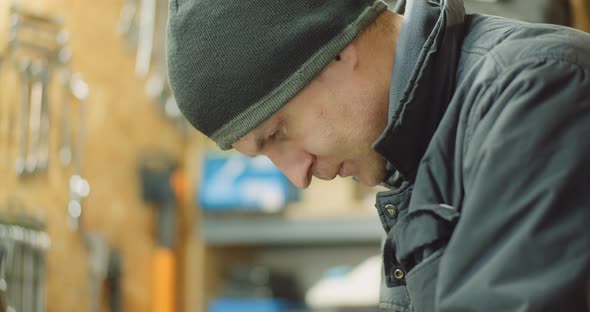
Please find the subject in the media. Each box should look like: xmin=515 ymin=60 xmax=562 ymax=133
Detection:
xmin=166 ymin=0 xmax=387 ymax=150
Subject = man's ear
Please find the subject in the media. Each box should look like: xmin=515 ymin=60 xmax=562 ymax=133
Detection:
xmin=335 ymin=42 xmax=358 ymax=69
xmin=319 ymin=42 xmax=358 ymax=81
xmin=314 ymin=42 xmax=359 ymax=86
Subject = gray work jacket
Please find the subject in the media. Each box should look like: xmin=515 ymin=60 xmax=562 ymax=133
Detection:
xmin=372 ymin=0 xmax=590 ymax=311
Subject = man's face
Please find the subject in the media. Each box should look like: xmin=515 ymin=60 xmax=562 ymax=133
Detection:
xmin=233 ymin=45 xmax=390 ymax=188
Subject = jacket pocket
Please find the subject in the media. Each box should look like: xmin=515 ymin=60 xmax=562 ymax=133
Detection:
xmin=390 ymin=204 xmax=459 ymax=312
xmin=406 ymin=248 xmax=445 ymax=312
xmin=393 ymin=204 xmax=459 ymax=272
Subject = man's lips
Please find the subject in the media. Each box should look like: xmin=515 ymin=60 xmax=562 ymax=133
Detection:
xmin=312 ymin=162 xmax=344 ymax=180
xmin=308 ymin=156 xmax=316 ymax=183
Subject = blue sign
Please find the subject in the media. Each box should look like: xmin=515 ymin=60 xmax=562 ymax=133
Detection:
xmin=198 ymin=153 xmax=300 ymax=213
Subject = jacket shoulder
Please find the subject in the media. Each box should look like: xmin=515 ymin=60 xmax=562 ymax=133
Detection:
xmin=462 ymin=14 xmax=590 ymax=69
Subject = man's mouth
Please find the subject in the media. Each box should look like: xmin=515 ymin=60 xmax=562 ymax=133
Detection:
xmin=338 ymin=162 xmax=347 ymax=178
xmin=312 ymin=162 xmax=342 ymax=181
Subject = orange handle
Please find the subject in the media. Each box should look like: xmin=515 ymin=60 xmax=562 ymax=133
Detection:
xmin=152 ymin=248 xmax=176 ymax=312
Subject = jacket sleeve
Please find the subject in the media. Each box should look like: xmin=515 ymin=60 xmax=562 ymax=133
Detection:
xmin=437 ymin=58 xmax=590 ymax=311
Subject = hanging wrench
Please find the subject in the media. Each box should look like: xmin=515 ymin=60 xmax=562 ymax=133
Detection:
xmin=34 ymin=231 xmax=50 ymax=312
xmin=25 ymin=61 xmax=45 ymax=174
xmin=0 ymin=224 xmax=15 ymax=312
xmin=0 ymin=225 xmax=9 ymax=312
xmin=67 ymin=74 xmax=90 ymax=230
xmin=0 ymin=55 xmax=6 ymax=169
xmin=15 ymin=60 xmax=31 ymax=176
xmin=36 ymin=62 xmax=51 ymax=173
xmin=135 ymin=0 xmax=156 ymax=76
xmin=7 ymin=226 xmax=24 ymax=312
xmin=118 ymin=0 xmax=139 ymax=47
xmin=8 ymin=12 xmax=69 ymax=65
xmin=85 ymin=233 xmax=110 ymax=312
xmin=21 ymin=228 xmax=35 ymax=312
xmin=58 ymin=69 xmax=72 ymax=166
xmin=7 ymin=25 xmax=59 ymax=62
xmin=56 ymin=42 xmax=72 ymax=167
xmin=106 ymin=249 xmax=122 ymax=312
xmin=10 ymin=4 xmax=63 ymax=27
xmin=9 ymin=16 xmax=62 ymax=52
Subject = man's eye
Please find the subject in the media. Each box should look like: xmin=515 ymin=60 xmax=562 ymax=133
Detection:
xmin=269 ymin=128 xmax=283 ymax=141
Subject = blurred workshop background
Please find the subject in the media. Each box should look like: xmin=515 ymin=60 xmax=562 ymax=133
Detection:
xmin=0 ymin=0 xmax=588 ymax=312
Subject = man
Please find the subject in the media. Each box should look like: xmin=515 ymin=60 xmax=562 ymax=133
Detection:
xmin=167 ymin=0 xmax=590 ymax=311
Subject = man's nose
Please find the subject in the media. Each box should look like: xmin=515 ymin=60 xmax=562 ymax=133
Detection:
xmin=265 ymin=146 xmax=314 ymax=189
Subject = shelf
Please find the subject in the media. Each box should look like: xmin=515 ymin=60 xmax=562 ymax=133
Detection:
xmin=199 ymin=216 xmax=384 ymax=246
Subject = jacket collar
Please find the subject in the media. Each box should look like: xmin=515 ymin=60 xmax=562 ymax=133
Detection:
xmin=373 ymin=0 xmax=466 ymax=182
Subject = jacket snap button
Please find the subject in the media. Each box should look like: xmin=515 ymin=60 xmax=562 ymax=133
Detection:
xmin=385 ymin=204 xmax=397 ymax=217
xmin=393 ymin=268 xmax=405 ymax=280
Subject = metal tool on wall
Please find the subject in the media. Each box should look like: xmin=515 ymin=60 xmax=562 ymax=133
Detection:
xmin=0 ymin=244 xmax=6 ymax=312
xmin=58 ymin=68 xmax=72 ymax=167
xmin=2 ymin=4 xmax=72 ymax=178
xmin=146 ymin=0 xmax=189 ymax=133
xmin=117 ymin=0 xmax=139 ymax=48
xmin=64 ymin=75 xmax=124 ymax=312
xmin=85 ymin=233 xmax=109 ymax=312
xmin=62 ymin=74 xmax=116 ymax=311
xmin=15 ymin=59 xmax=32 ymax=176
xmin=106 ymin=249 xmax=122 ymax=312
xmin=0 ymin=206 xmax=51 ymax=312
xmin=2 ymin=5 xmax=122 ymax=312
xmin=82 ymin=234 xmax=123 ymax=312
xmin=117 ymin=0 xmax=189 ymax=133
xmin=66 ymin=73 xmax=90 ymax=231
xmin=27 ymin=60 xmax=50 ymax=174
xmin=136 ymin=0 xmax=156 ymax=77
